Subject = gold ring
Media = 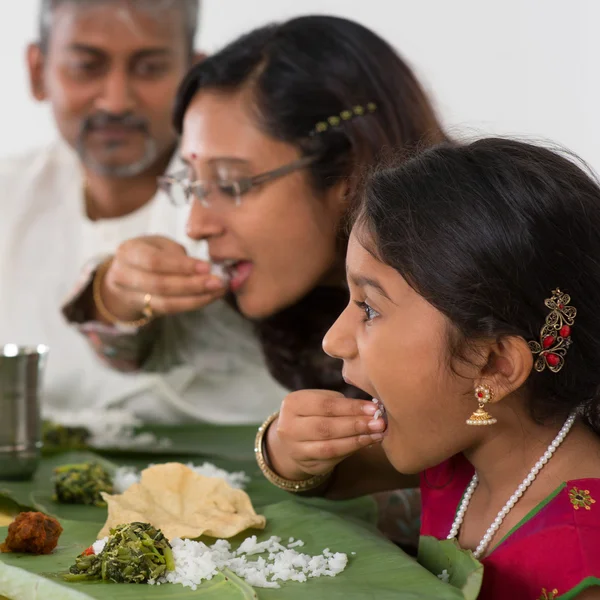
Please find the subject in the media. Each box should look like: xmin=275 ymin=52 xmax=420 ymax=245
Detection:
xmin=142 ymin=293 xmax=153 ymax=319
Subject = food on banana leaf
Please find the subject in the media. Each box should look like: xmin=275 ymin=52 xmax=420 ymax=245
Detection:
xmin=99 ymin=463 xmax=265 ymax=540
xmin=53 ymin=462 xmax=113 ymax=507
xmin=43 ymin=407 xmax=171 ymax=450
xmin=154 ymin=534 xmax=348 ymax=590
xmin=0 ymin=512 xmax=63 ymax=555
xmin=113 ymin=462 xmax=250 ymax=493
xmin=65 ymin=522 xmax=174 ymax=584
xmin=42 ymin=420 xmax=91 ymax=451
xmin=66 ymin=528 xmax=348 ymax=590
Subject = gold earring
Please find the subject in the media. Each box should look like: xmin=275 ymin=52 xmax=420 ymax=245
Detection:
xmin=466 ymin=384 xmax=497 ymax=426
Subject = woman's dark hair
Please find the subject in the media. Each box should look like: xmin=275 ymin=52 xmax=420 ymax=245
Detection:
xmin=356 ymin=138 xmax=600 ymax=430
xmin=173 ymin=15 xmax=446 ymax=397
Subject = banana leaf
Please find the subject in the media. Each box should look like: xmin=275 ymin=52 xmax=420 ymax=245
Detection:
xmin=0 ymin=453 xmax=117 ymax=523
xmin=418 ymin=536 xmax=483 ymax=599
xmin=0 ymin=502 xmax=470 ymax=600
xmin=39 ymin=422 xmax=377 ymax=519
xmin=0 ymin=451 xmax=377 ymax=528
xmin=33 ymin=423 xmax=378 ymax=525
xmin=78 ymin=423 xmax=260 ymax=462
xmin=0 ymin=497 xmax=19 ymax=527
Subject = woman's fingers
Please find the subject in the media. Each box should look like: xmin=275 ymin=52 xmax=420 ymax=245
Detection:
xmin=97 ymin=236 xmax=226 ymax=321
xmin=109 ymin=261 xmax=225 ymax=297
xmin=117 ymin=237 xmax=204 ymax=276
xmin=138 ymin=290 xmax=226 ymax=315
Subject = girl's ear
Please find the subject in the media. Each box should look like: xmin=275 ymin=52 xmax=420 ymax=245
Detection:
xmin=477 ymin=336 xmax=534 ymax=404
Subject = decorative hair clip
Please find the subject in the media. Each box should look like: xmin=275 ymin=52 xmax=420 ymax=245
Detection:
xmin=528 ymin=288 xmax=577 ymax=373
xmin=309 ymin=102 xmax=378 ymax=137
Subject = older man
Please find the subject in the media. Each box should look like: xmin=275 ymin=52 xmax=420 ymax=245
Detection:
xmin=0 ymin=0 xmax=247 ymax=422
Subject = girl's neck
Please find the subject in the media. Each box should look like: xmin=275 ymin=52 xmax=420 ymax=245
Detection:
xmin=463 ymin=413 xmax=599 ymax=499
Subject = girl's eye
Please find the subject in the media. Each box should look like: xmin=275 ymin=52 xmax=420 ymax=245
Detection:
xmin=354 ymin=301 xmax=380 ymax=323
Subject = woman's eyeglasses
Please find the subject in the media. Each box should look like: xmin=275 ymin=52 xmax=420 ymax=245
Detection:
xmin=158 ymin=155 xmax=315 ymax=209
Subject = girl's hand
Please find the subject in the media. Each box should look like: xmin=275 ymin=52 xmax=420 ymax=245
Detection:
xmin=265 ymin=389 xmax=386 ymax=481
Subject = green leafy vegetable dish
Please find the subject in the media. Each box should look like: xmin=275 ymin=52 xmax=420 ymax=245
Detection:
xmin=43 ymin=421 xmax=91 ymax=452
xmin=66 ymin=522 xmax=174 ymax=584
xmin=53 ymin=463 xmax=113 ymax=507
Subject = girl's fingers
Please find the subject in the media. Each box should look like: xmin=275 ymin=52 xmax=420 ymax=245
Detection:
xmin=290 ymin=433 xmax=384 ymax=464
xmin=285 ymin=392 xmax=377 ymax=418
xmin=286 ymin=415 xmax=386 ymax=442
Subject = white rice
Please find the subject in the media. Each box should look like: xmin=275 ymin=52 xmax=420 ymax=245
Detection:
xmin=113 ymin=462 xmax=250 ymax=494
xmin=371 ymin=398 xmax=387 ymax=425
xmin=209 ymin=262 xmax=231 ymax=282
xmin=92 ymin=537 xmax=108 ymax=555
xmin=149 ymin=535 xmax=349 ymax=590
xmin=112 ymin=467 xmax=141 ymax=493
xmin=437 ymin=569 xmax=450 ymax=583
xmin=43 ymin=407 xmax=171 ymax=450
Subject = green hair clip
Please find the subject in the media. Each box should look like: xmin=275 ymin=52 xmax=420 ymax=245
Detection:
xmin=310 ymin=102 xmax=378 ymax=137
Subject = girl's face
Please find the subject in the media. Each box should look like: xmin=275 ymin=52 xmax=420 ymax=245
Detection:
xmin=323 ymin=228 xmax=481 ymax=474
xmin=180 ymin=90 xmax=346 ymax=319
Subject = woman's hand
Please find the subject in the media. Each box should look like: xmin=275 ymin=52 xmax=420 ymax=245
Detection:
xmin=265 ymin=389 xmax=386 ymax=481
xmin=96 ymin=235 xmax=226 ymax=323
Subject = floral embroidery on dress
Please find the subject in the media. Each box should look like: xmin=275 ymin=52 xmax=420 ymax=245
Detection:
xmin=538 ymin=589 xmax=558 ymax=600
xmin=569 ymin=487 xmax=596 ymax=511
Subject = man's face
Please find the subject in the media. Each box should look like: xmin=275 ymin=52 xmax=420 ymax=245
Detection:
xmin=29 ymin=2 xmax=193 ymax=177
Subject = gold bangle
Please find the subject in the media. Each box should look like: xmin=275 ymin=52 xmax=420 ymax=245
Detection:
xmin=92 ymin=259 xmax=153 ymax=328
xmin=254 ymin=412 xmax=333 ymax=493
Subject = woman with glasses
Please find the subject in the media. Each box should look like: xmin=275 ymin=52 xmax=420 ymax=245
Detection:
xmin=66 ymin=15 xmax=445 ymax=551
xmin=68 ymin=15 xmax=445 ymax=428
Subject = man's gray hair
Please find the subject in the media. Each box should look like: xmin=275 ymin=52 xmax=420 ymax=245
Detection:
xmin=39 ymin=0 xmax=201 ymax=53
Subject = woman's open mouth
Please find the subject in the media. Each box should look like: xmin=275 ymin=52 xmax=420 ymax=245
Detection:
xmin=211 ymin=260 xmax=253 ymax=293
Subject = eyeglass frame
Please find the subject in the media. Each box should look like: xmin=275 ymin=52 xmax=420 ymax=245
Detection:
xmin=158 ymin=154 xmax=316 ymax=208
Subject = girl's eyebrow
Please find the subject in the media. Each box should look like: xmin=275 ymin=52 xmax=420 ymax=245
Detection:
xmin=347 ymin=271 xmax=394 ymax=303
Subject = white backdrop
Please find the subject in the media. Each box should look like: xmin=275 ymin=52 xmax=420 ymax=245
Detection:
xmin=0 ymin=0 xmax=598 ymax=170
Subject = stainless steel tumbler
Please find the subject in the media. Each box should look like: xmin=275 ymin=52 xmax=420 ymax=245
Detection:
xmin=0 ymin=344 xmax=48 ymax=480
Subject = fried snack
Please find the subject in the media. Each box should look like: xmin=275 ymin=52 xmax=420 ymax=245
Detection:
xmin=53 ymin=462 xmax=113 ymax=507
xmin=98 ymin=462 xmax=266 ymax=540
xmin=0 ymin=512 xmax=63 ymax=555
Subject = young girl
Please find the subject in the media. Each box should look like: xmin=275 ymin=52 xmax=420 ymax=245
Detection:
xmin=258 ymin=138 xmax=600 ymax=598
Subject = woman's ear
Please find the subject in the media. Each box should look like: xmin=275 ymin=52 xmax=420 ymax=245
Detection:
xmin=324 ymin=180 xmax=350 ymax=219
xmin=478 ymin=336 xmax=534 ymax=403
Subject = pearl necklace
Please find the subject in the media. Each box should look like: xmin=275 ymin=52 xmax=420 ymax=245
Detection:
xmin=447 ymin=413 xmax=576 ymax=559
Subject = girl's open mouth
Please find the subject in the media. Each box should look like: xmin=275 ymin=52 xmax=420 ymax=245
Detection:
xmin=372 ymin=398 xmax=388 ymax=428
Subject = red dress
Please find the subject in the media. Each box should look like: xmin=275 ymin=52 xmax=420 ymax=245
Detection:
xmin=420 ymin=454 xmax=600 ymax=599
